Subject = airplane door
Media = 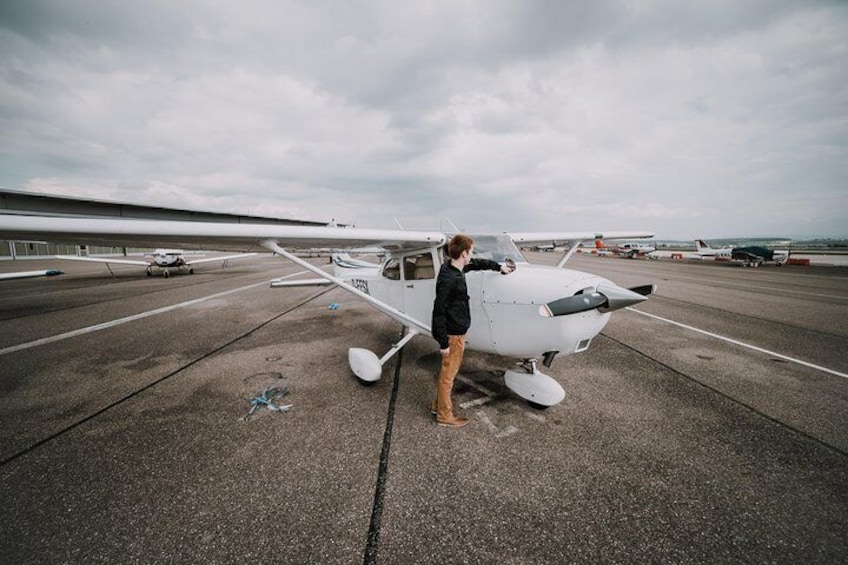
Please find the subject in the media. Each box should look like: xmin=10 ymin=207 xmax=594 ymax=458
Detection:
xmin=375 ymin=257 xmax=405 ymax=315
xmin=401 ymin=251 xmax=438 ymax=326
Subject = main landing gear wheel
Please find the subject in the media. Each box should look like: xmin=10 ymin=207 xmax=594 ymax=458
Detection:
xmin=354 ymin=376 xmax=378 ymax=387
xmin=527 ymin=401 xmax=550 ymax=411
xmin=349 ymin=348 xmax=382 ymax=386
xmin=163 ymin=270 xmax=170 ymax=278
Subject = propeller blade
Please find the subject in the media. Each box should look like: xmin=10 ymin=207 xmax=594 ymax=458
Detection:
xmin=538 ymin=292 xmax=607 ymax=318
xmin=628 ymin=284 xmax=656 ymax=296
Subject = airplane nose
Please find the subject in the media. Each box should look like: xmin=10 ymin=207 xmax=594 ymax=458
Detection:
xmin=538 ymin=283 xmax=654 ymax=318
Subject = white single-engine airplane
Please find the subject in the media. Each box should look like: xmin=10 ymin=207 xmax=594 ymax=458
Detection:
xmin=55 ymin=248 xmax=257 ymax=277
xmin=695 ymin=239 xmax=788 ymax=267
xmin=0 ymin=212 xmax=655 ymax=407
xmin=593 ymin=239 xmax=657 ymax=259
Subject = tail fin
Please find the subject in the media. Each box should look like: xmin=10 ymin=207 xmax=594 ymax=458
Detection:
xmin=594 ymin=239 xmax=608 ymax=249
xmin=331 ymin=253 xmax=378 ymax=270
xmin=695 ymin=239 xmax=714 ymax=255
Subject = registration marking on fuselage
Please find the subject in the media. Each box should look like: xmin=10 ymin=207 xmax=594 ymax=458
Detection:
xmin=0 ymin=271 xmax=310 ymax=357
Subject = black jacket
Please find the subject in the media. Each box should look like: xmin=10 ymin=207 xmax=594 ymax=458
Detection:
xmin=431 ymin=258 xmax=501 ymax=349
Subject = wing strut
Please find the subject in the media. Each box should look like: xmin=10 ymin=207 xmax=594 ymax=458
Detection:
xmin=263 ymin=239 xmax=429 ymax=382
xmin=556 ymin=241 xmax=583 ymax=269
xmin=260 ymin=240 xmax=430 ymax=334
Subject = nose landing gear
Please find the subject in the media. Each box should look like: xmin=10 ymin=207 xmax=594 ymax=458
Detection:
xmin=504 ymin=358 xmax=565 ymax=409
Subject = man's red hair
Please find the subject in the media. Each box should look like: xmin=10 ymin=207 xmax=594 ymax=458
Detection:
xmin=447 ymin=234 xmax=474 ymax=260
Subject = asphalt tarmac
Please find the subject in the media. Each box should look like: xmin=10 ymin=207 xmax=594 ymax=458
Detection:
xmin=0 ymin=253 xmax=846 ymax=564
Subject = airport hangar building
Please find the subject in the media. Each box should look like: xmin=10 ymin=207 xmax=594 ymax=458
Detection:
xmin=0 ymin=189 xmax=332 ymax=260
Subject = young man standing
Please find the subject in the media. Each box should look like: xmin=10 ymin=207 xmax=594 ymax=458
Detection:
xmin=431 ymin=234 xmax=514 ymax=427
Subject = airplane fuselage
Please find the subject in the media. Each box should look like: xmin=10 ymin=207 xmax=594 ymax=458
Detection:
xmin=695 ymin=240 xmax=788 ymax=265
xmin=150 ymin=249 xmax=187 ymax=268
xmin=595 ymin=240 xmax=656 ymax=258
xmin=333 ymin=248 xmax=614 ymax=362
xmin=616 ymin=242 xmax=656 ymax=255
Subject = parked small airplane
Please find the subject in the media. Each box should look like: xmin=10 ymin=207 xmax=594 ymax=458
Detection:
xmin=694 ymin=240 xmax=789 ymax=267
xmin=54 ymin=248 xmax=257 ymax=277
xmin=0 ymin=211 xmax=655 ymax=408
xmin=594 ymin=239 xmax=656 ymax=259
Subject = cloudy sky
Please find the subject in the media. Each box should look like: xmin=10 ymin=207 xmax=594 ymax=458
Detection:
xmin=1 ymin=1 xmax=846 ymax=239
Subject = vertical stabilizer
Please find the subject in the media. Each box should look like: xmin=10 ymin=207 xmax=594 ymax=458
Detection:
xmin=695 ymin=239 xmax=715 ymax=256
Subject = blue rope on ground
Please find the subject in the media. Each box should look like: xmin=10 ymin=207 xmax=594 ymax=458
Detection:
xmin=244 ymin=386 xmax=292 ymax=421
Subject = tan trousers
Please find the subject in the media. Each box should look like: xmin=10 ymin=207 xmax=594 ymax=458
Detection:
xmin=436 ymin=335 xmax=466 ymax=421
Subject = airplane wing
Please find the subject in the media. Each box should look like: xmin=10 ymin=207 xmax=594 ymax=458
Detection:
xmin=54 ymin=255 xmax=152 ymax=267
xmin=0 ymin=215 xmax=446 ymax=254
xmin=507 ymin=231 xmax=654 ymax=246
xmin=0 ymin=214 xmax=444 ymax=332
xmin=508 ymin=231 xmax=654 ymax=267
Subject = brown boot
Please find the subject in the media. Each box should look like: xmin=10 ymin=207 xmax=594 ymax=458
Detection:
xmin=437 ymin=414 xmax=469 ymax=427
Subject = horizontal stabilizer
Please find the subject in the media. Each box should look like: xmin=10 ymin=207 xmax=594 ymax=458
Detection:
xmin=0 ymin=269 xmax=64 ymax=281
xmin=270 ymin=278 xmax=336 ymax=288
xmin=54 ymin=255 xmax=150 ymax=267
xmin=186 ymin=252 xmax=257 ymax=265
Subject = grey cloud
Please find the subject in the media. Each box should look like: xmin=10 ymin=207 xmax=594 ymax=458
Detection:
xmin=0 ymin=0 xmax=189 ymax=54
xmin=1 ymin=1 xmax=846 ymax=237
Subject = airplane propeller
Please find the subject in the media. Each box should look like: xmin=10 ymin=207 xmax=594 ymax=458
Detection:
xmin=538 ymin=284 xmax=654 ymax=318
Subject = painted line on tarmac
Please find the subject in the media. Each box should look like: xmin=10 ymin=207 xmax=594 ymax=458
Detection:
xmin=457 ymin=375 xmax=547 ymax=430
xmin=460 ymin=396 xmax=493 ymax=409
xmin=477 ymin=410 xmax=518 ymax=438
xmin=363 ymin=328 xmax=405 ymax=564
xmin=658 ymin=274 xmax=848 ymax=301
xmin=627 ymin=308 xmax=848 ymax=379
xmin=457 ymin=374 xmax=497 ymax=409
xmin=0 ymin=271 xmax=309 ymax=357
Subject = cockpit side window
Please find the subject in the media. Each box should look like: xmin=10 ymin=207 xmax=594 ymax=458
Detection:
xmin=382 ymin=258 xmax=401 ymax=280
xmin=403 ymin=252 xmax=436 ymax=280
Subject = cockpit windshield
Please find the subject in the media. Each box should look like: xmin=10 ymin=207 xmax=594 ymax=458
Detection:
xmin=470 ymin=235 xmax=527 ymax=264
